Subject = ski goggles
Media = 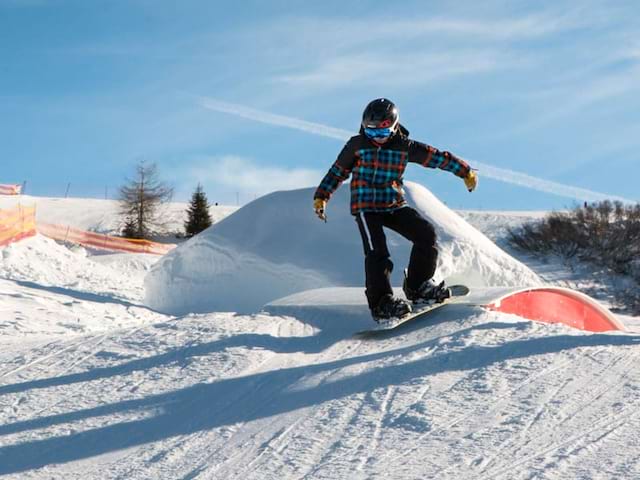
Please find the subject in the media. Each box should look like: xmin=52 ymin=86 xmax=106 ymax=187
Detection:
xmin=364 ymin=127 xmax=394 ymax=139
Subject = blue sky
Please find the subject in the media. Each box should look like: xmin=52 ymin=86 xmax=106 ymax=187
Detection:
xmin=1 ymin=0 xmax=638 ymax=209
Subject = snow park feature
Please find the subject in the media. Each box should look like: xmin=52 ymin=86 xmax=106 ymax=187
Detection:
xmin=310 ymin=285 xmax=627 ymax=336
xmin=143 ymin=179 xmax=629 ymax=335
xmin=144 ymin=181 xmax=628 ymax=335
xmin=144 ymin=181 xmax=543 ymax=315
xmin=1 ymin=192 xmax=639 ymax=479
xmin=483 ymin=287 xmax=627 ymax=332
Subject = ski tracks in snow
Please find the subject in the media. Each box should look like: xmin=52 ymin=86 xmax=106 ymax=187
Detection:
xmin=2 ymin=289 xmax=639 ymax=479
xmin=197 ymin=315 xmax=640 ymax=480
xmin=332 ymin=318 xmax=640 ymax=480
xmin=473 ymin=347 xmax=640 ymax=479
xmin=419 ymin=341 xmax=640 ymax=479
xmin=198 ymin=336 xmax=373 ymax=480
xmin=75 ymin=314 xmax=337 ymax=480
xmin=356 ymin=385 xmax=395 ymax=472
xmin=0 ymin=323 xmax=158 ymax=439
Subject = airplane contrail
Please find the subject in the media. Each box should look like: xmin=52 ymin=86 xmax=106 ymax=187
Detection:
xmin=199 ymin=96 xmax=635 ymax=204
xmin=200 ymin=97 xmax=350 ymax=141
xmin=467 ymin=160 xmax=633 ymax=204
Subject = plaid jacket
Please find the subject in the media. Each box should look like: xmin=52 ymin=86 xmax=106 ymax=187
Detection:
xmin=314 ymin=128 xmax=471 ymax=215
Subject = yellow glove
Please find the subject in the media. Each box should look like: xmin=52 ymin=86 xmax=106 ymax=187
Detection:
xmin=314 ymin=198 xmax=327 ymax=222
xmin=464 ymin=170 xmax=478 ymax=192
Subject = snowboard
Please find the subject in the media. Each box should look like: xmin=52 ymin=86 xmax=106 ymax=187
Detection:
xmin=355 ymin=284 xmax=470 ymax=337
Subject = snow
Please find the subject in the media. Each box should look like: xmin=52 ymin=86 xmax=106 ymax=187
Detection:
xmin=1 ymin=192 xmax=639 ymax=479
xmin=145 ymin=182 xmax=542 ymax=315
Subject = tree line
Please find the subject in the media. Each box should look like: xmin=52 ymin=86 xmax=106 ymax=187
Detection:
xmin=119 ymin=160 xmax=212 ymax=240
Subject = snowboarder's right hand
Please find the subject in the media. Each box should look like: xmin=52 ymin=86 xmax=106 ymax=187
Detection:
xmin=314 ymin=198 xmax=327 ymax=222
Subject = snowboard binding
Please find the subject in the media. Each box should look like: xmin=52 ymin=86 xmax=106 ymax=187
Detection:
xmin=371 ymin=294 xmax=412 ymax=323
xmin=402 ymin=270 xmax=451 ymax=306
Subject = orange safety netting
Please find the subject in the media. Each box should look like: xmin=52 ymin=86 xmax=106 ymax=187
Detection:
xmin=0 ymin=204 xmax=176 ymax=255
xmin=0 ymin=184 xmax=22 ymax=195
xmin=37 ymin=223 xmax=176 ymax=255
xmin=0 ymin=205 xmax=37 ymax=246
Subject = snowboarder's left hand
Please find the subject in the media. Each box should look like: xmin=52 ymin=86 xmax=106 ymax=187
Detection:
xmin=314 ymin=198 xmax=327 ymax=222
xmin=464 ymin=170 xmax=478 ymax=192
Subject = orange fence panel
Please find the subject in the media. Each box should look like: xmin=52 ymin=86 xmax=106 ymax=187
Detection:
xmin=1 ymin=204 xmax=175 ymax=255
xmin=0 ymin=205 xmax=37 ymax=246
xmin=37 ymin=223 xmax=176 ymax=255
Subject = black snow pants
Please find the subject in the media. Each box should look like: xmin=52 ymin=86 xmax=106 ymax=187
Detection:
xmin=355 ymin=206 xmax=438 ymax=310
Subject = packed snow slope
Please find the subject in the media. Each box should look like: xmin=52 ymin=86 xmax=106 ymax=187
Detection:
xmin=1 ymin=195 xmax=639 ymax=479
xmin=145 ymin=182 xmax=542 ymax=314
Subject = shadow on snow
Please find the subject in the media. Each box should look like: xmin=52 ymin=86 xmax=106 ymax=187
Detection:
xmin=0 ymin=309 xmax=637 ymax=475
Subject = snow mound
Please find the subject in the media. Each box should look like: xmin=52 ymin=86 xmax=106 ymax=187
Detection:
xmin=145 ymin=182 xmax=542 ymax=315
xmin=1 ymin=234 xmax=157 ymax=303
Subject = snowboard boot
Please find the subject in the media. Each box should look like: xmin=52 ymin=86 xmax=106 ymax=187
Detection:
xmin=371 ymin=294 xmax=412 ymax=323
xmin=403 ymin=270 xmax=451 ymax=306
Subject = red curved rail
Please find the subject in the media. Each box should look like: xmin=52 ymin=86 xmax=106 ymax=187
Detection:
xmin=486 ymin=287 xmax=625 ymax=332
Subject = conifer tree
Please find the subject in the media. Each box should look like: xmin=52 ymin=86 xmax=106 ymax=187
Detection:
xmin=184 ymin=184 xmax=212 ymax=237
xmin=121 ymin=217 xmax=138 ymax=238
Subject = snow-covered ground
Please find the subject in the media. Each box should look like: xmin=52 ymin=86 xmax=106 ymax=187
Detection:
xmin=1 ymin=192 xmax=639 ymax=479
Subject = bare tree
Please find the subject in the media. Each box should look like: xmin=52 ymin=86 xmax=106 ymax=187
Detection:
xmin=507 ymin=200 xmax=640 ymax=314
xmin=119 ymin=160 xmax=173 ymax=239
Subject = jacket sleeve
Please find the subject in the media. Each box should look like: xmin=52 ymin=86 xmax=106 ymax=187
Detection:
xmin=408 ymin=139 xmax=471 ymax=178
xmin=314 ymin=137 xmax=358 ymax=200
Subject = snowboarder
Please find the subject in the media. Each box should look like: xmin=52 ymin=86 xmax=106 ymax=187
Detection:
xmin=313 ymin=98 xmax=478 ymax=322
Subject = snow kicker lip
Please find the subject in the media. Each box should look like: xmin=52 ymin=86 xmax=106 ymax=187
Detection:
xmin=482 ymin=287 xmax=626 ymax=333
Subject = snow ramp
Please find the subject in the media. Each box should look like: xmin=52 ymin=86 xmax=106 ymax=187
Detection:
xmin=266 ymin=286 xmax=626 ymax=333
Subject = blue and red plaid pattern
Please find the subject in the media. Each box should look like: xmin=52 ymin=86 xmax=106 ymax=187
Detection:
xmin=315 ymin=135 xmax=471 ymax=215
xmin=315 ymin=164 xmax=350 ymax=199
xmin=349 ymin=148 xmax=408 ymax=214
xmin=419 ymin=146 xmax=468 ymax=176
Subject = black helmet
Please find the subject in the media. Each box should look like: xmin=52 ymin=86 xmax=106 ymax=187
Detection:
xmin=361 ymin=98 xmax=399 ymax=130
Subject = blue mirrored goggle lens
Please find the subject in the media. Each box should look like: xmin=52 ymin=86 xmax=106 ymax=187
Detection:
xmin=364 ymin=127 xmax=393 ymax=138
